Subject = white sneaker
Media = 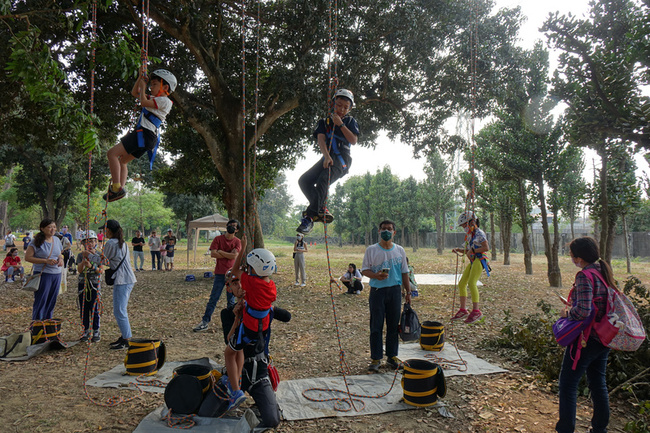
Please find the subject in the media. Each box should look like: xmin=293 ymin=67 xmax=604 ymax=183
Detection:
xmin=294 ymin=282 xmax=300 ymax=286
xmin=355 ymin=290 xmax=361 ymax=294
xmin=6 ymin=278 xmax=14 ymax=283
xmin=300 ymin=283 xmax=306 ymax=287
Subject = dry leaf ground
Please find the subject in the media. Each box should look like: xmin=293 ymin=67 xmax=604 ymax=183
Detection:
xmin=0 ymin=242 xmax=647 ymax=432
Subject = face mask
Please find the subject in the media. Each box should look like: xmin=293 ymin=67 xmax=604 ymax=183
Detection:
xmin=226 ymin=225 xmax=236 ymax=234
xmin=380 ymin=230 xmax=393 ymax=241
xmin=572 ymin=257 xmax=581 ymax=268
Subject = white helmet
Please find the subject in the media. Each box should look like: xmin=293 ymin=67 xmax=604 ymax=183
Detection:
xmin=151 ymin=69 xmax=177 ymax=92
xmin=246 ymin=248 xmax=277 ymax=277
xmin=457 ymin=211 xmax=476 ymax=226
xmin=333 ymin=89 xmax=354 ymax=107
xmin=80 ymin=230 xmax=98 ymax=241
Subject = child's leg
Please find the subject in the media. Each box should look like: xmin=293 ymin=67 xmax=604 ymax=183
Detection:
xmin=457 ymin=263 xmax=472 ymax=310
xmin=467 ymin=260 xmax=483 ymax=308
xmin=225 ymin=346 xmax=243 ymax=392
xmin=107 ymin=143 xmax=135 ymax=190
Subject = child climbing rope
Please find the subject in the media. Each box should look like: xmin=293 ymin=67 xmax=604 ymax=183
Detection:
xmin=103 ymin=68 xmax=177 ymax=202
xmin=222 ymin=234 xmax=277 ymax=410
xmin=297 ymin=89 xmax=359 ymax=234
xmin=451 ymin=211 xmax=489 ymax=324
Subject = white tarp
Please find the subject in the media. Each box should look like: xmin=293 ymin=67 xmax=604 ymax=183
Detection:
xmin=276 ymin=343 xmax=505 ymax=421
xmin=361 ymin=274 xmax=482 ymax=286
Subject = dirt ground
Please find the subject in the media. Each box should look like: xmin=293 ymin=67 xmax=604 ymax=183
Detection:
xmin=0 ymin=242 xmax=647 ymax=433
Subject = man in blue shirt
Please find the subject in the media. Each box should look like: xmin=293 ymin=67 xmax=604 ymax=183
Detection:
xmin=361 ymin=220 xmax=411 ymax=372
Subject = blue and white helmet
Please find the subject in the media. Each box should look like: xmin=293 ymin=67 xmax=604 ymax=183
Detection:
xmin=333 ymin=89 xmax=354 ymax=107
xmin=151 ymin=69 xmax=177 ymax=92
xmin=246 ymin=248 xmax=277 ymax=277
xmin=80 ymin=230 xmax=98 ymax=241
xmin=457 ymin=211 xmax=476 ymax=226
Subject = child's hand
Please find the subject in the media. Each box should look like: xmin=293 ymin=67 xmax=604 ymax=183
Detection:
xmin=331 ymin=113 xmax=343 ymax=127
xmin=240 ymin=233 xmax=247 ymax=248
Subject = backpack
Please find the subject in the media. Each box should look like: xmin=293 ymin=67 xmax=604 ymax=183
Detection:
xmin=399 ymin=303 xmax=421 ymax=342
xmin=583 ymin=268 xmax=646 ymax=352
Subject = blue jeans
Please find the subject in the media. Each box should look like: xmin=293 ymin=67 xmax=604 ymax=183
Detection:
xmin=150 ymin=251 xmax=161 ymax=270
xmin=32 ymin=272 xmax=61 ymax=320
xmin=133 ymin=251 xmax=144 ymax=269
xmin=556 ymin=339 xmax=610 ymax=433
xmin=113 ymin=283 xmax=134 ymax=339
xmin=202 ymin=274 xmax=234 ymax=323
xmin=369 ymin=285 xmax=401 ymax=361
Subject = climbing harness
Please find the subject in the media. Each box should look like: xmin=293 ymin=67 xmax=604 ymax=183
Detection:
xmin=136 ymin=107 xmax=162 ymax=169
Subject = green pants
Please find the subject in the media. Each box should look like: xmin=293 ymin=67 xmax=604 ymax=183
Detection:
xmin=458 ymin=259 xmax=482 ymax=303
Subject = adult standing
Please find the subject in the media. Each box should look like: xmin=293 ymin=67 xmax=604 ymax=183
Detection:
xmin=60 ymin=225 xmax=73 ymax=245
xmin=361 ymin=220 xmax=411 ymax=372
xmin=193 ymin=219 xmax=241 ymax=332
xmin=103 ymin=219 xmax=136 ymax=350
xmin=24 ymin=218 xmax=64 ymax=320
xmin=293 ymin=233 xmax=308 ymax=287
xmin=4 ymin=229 xmax=16 ymax=251
xmin=148 ymin=230 xmax=162 ymax=270
xmin=556 ymin=237 xmax=612 ymax=433
xmin=163 ymin=229 xmax=177 ymax=271
xmin=131 ymin=230 xmax=145 ymax=271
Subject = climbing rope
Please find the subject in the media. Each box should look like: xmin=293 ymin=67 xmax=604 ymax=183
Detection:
xmin=241 ymin=0 xmax=247 ymax=234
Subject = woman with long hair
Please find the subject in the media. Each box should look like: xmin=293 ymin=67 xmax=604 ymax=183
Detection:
xmin=103 ymin=219 xmax=136 ymax=350
xmin=556 ymin=236 xmax=613 ymax=433
xmin=25 ymin=218 xmax=64 ymax=320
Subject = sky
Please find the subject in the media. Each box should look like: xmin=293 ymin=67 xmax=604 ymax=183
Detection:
xmin=282 ymin=0 xmax=649 ymax=206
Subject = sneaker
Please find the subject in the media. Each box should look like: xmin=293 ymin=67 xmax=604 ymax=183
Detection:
xmin=318 ymin=208 xmax=334 ymax=224
xmin=80 ymin=330 xmax=91 ymax=342
xmin=228 ymin=389 xmax=247 ymax=411
xmin=6 ymin=277 xmax=14 ymax=283
xmin=296 ymin=217 xmax=314 ymax=234
xmin=102 ymin=187 xmax=126 ymax=202
xmin=464 ymin=309 xmax=484 ymax=324
xmin=300 ymin=283 xmax=306 ymax=287
xmin=451 ymin=309 xmax=469 ymax=321
xmin=193 ymin=320 xmax=209 ymax=332
xmin=139 ymin=268 xmax=144 ymax=271
xmin=91 ymin=330 xmax=101 ymax=342
xmin=368 ymin=360 xmax=381 ymax=373
xmin=355 ymin=290 xmax=361 ymax=295
xmin=294 ymin=281 xmax=300 ymax=286
xmin=386 ymin=356 xmax=401 ymax=370
xmin=109 ymin=337 xmax=129 ymax=350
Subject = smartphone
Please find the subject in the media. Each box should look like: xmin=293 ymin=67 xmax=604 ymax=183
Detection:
xmin=553 ymin=290 xmax=568 ymax=305
xmin=381 ymin=268 xmax=390 ymax=274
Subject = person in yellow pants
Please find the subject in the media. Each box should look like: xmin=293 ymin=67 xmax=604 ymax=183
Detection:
xmin=451 ymin=211 xmax=489 ymax=324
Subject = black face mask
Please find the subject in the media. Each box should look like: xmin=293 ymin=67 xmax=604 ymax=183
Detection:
xmin=226 ymin=225 xmax=236 ymax=234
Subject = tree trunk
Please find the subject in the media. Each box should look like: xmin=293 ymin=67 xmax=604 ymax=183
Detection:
xmin=518 ymin=179 xmax=533 ymax=274
xmin=551 ymin=207 xmax=562 ymax=288
xmin=435 ymin=213 xmax=443 ymax=254
xmin=489 ymin=211 xmax=497 ymax=261
xmin=530 ymin=223 xmax=537 ymax=256
xmin=0 ymin=168 xmax=11 ymax=236
xmin=597 ymin=146 xmax=609 ymax=260
xmin=623 ymin=214 xmax=631 ymax=273
xmin=500 ymin=216 xmax=511 ymax=266
xmin=538 ymin=178 xmax=560 ymax=287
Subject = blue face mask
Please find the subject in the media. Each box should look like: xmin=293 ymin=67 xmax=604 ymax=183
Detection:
xmin=380 ymin=230 xmax=393 ymax=241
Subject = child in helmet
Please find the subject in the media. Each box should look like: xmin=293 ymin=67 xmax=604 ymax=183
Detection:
xmin=297 ymin=89 xmax=360 ymax=234
xmin=223 ymin=234 xmax=277 ymax=411
xmin=76 ymin=230 xmax=103 ymax=342
xmin=104 ymin=68 xmax=177 ymax=202
xmin=451 ymin=211 xmax=489 ymax=324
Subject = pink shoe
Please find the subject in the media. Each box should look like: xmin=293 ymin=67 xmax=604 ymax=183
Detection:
xmin=464 ymin=309 xmax=483 ymax=324
xmin=451 ymin=309 xmax=468 ymax=320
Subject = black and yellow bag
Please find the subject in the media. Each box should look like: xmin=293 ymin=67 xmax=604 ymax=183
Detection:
xmin=31 ymin=319 xmax=62 ymax=345
xmin=124 ymin=339 xmax=166 ymax=376
xmin=401 ymin=359 xmax=446 ymax=407
xmin=419 ymin=320 xmax=444 ymax=351
xmin=165 ymin=364 xmax=221 ymax=415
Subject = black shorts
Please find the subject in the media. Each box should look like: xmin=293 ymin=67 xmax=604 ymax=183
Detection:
xmin=121 ymin=128 xmax=157 ymax=159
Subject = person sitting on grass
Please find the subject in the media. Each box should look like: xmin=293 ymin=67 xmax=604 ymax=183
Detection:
xmin=222 ymin=234 xmax=277 ymax=411
xmin=103 ymin=69 xmax=176 ymax=202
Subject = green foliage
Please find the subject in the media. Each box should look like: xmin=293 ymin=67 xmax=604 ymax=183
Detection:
xmin=625 ymin=400 xmax=650 ymax=433
xmin=103 ymin=187 xmax=175 ymax=232
xmin=481 ymin=300 xmax=563 ymax=382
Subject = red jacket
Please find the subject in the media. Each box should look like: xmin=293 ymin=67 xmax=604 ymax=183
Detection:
xmin=1 ymin=256 xmax=22 ymax=272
